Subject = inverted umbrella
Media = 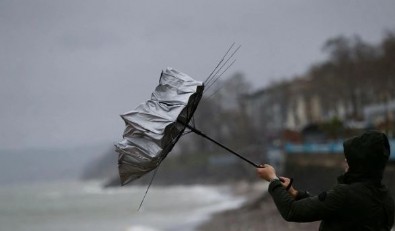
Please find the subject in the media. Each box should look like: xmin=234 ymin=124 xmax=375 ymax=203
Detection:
xmin=115 ymin=67 xmax=261 ymax=186
xmin=115 ymin=68 xmax=204 ymax=185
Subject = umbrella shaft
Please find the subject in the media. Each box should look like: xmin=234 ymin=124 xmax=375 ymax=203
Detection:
xmin=179 ymin=121 xmax=260 ymax=168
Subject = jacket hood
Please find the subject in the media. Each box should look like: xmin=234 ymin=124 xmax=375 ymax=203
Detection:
xmin=341 ymin=131 xmax=390 ymax=184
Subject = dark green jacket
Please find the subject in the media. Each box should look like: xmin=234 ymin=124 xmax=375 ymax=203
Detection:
xmin=269 ymin=131 xmax=394 ymax=230
xmin=269 ymin=179 xmax=394 ymax=230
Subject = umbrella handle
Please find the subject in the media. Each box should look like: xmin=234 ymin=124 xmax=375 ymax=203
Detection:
xmin=177 ymin=120 xmax=261 ymax=168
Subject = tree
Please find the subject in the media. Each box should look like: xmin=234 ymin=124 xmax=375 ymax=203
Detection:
xmin=321 ymin=35 xmax=378 ymax=120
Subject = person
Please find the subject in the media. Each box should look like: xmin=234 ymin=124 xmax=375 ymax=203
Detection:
xmin=257 ymin=131 xmax=394 ymax=230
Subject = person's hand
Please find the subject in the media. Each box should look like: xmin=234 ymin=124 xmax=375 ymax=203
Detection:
xmin=279 ymin=176 xmax=292 ymax=188
xmin=279 ymin=176 xmax=298 ymax=199
xmin=256 ymin=164 xmax=278 ymax=182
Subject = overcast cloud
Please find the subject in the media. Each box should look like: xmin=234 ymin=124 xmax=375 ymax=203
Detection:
xmin=1 ymin=0 xmax=395 ymax=150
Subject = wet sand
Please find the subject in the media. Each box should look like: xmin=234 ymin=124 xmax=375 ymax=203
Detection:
xmin=197 ymin=181 xmax=320 ymax=231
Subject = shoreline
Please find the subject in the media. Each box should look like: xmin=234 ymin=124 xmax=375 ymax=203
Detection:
xmin=197 ymin=181 xmax=320 ymax=231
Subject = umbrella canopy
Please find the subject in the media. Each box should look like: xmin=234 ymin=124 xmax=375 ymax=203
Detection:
xmin=115 ymin=68 xmax=204 ymax=185
xmin=115 ymin=45 xmax=261 ymax=188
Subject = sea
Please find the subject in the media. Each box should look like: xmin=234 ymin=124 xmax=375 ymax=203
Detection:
xmin=0 ymin=181 xmax=246 ymax=231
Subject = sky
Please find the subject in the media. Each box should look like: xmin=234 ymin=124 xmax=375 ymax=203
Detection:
xmin=1 ymin=0 xmax=395 ymax=150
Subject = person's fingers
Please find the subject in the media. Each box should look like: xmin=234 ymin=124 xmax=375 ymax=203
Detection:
xmin=286 ymin=178 xmax=294 ymax=191
xmin=278 ymin=177 xmax=291 ymax=187
xmin=279 ymin=176 xmax=288 ymax=182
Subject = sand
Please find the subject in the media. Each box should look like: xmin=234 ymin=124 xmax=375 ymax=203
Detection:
xmin=197 ymin=181 xmax=320 ymax=231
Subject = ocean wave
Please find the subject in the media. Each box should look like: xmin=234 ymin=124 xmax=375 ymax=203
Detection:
xmin=1 ymin=180 xmax=249 ymax=231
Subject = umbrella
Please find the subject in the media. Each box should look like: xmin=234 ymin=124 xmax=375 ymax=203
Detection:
xmin=115 ymin=45 xmax=260 ymax=186
xmin=115 ymin=68 xmax=204 ymax=185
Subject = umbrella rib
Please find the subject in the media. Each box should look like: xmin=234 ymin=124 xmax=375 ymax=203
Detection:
xmin=204 ymin=59 xmax=237 ymax=98
xmin=138 ymin=166 xmax=160 ymax=211
xmin=204 ymin=42 xmax=235 ymax=84
xmin=137 ymin=129 xmax=187 ymax=210
xmin=204 ymin=86 xmax=222 ymax=101
xmin=204 ymin=45 xmax=241 ymax=92
xmin=189 ymin=95 xmax=200 ymax=128
xmin=203 ymin=60 xmax=237 ymax=102
xmin=183 ymin=84 xmax=204 ymax=129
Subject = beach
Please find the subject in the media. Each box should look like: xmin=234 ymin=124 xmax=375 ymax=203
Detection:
xmin=198 ymin=181 xmax=319 ymax=231
xmin=197 ymin=181 xmax=320 ymax=231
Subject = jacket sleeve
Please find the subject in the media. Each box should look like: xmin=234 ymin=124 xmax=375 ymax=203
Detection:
xmin=268 ymin=180 xmax=347 ymax=222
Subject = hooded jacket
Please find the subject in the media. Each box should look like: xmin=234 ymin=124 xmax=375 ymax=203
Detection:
xmin=269 ymin=131 xmax=394 ymax=230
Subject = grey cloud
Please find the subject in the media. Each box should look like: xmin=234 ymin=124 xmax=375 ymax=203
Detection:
xmin=1 ymin=0 xmax=395 ymax=150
